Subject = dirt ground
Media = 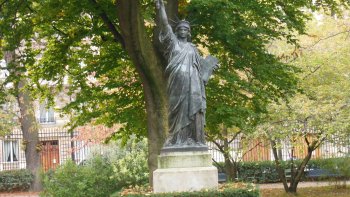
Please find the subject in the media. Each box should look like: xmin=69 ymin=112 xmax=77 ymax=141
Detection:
xmin=0 ymin=192 xmax=39 ymax=197
xmin=258 ymin=180 xmax=350 ymax=189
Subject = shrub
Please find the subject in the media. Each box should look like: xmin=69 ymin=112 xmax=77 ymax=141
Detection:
xmin=213 ymin=161 xmax=283 ymax=183
xmin=0 ymin=169 xmax=33 ymax=192
xmin=42 ymin=138 xmax=149 ymax=196
xmin=101 ymin=138 xmax=149 ymax=190
xmin=41 ymin=156 xmax=117 ymax=197
xmin=127 ymin=189 xmax=258 ymax=197
xmin=113 ymin=183 xmax=258 ymax=197
xmin=315 ymin=157 xmax=350 ymax=177
xmin=238 ymin=161 xmax=283 ymax=183
xmin=112 ymin=139 xmax=149 ymax=190
xmin=215 ymin=158 xmax=350 ymax=183
xmin=123 ymin=188 xmax=259 ymax=197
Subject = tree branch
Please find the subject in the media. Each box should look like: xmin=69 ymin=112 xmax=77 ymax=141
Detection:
xmin=19 ymin=1 xmax=68 ymax=37
xmin=210 ymin=139 xmax=224 ymax=153
xmin=241 ymin=141 xmax=262 ymax=159
xmin=211 ymin=158 xmax=224 ymax=171
xmin=313 ymin=136 xmax=326 ymax=150
xmin=51 ymin=25 xmax=68 ymax=36
xmin=89 ymin=0 xmax=125 ymax=48
xmin=228 ymin=131 xmax=241 ymax=144
xmin=0 ymin=0 xmax=9 ymax=10
xmin=302 ymin=29 xmax=350 ymax=49
xmin=304 ymin=135 xmax=310 ymax=147
xmin=301 ymin=65 xmax=321 ymax=80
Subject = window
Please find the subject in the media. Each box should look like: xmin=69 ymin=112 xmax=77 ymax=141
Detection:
xmin=39 ymin=100 xmax=55 ymax=123
xmin=3 ymin=140 xmax=19 ymax=162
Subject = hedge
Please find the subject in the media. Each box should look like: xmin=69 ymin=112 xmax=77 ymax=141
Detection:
xmin=41 ymin=157 xmax=117 ymax=197
xmin=238 ymin=161 xmax=282 ymax=183
xmin=0 ymin=169 xmax=33 ymax=192
xmin=215 ymin=158 xmax=350 ymax=183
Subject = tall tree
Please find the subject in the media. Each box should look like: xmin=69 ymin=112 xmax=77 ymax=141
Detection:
xmin=3 ymin=51 xmax=42 ymax=191
xmin=260 ymin=15 xmax=350 ymax=193
xmin=0 ymin=2 xmax=43 ymax=191
xmin=1 ymin=0 xmax=350 ymax=183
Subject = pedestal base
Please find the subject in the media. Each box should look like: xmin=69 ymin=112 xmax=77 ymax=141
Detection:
xmin=153 ymin=151 xmax=218 ymax=193
xmin=153 ymin=166 xmax=218 ymax=193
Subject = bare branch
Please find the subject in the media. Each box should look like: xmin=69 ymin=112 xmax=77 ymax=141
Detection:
xmin=241 ymin=141 xmax=262 ymax=159
xmin=301 ymin=65 xmax=321 ymax=80
xmin=302 ymin=29 xmax=350 ymax=50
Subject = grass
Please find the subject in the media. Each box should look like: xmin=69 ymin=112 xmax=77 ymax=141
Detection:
xmin=260 ymin=186 xmax=350 ymax=197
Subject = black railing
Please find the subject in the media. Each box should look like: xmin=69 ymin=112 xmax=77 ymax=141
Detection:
xmin=0 ymin=128 xmax=95 ymax=171
xmin=208 ymin=138 xmax=350 ymax=162
xmin=1 ymin=129 xmax=349 ymax=171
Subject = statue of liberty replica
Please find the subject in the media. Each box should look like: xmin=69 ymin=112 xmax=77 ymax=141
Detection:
xmin=156 ymin=0 xmax=219 ymax=152
xmin=153 ymin=0 xmax=219 ymax=193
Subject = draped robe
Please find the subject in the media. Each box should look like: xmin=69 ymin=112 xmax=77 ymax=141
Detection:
xmin=160 ymin=25 xmax=206 ymax=147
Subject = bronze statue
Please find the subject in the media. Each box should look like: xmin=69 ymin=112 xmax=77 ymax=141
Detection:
xmin=156 ymin=0 xmax=218 ymax=151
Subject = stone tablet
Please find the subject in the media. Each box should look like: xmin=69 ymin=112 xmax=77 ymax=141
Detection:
xmin=201 ymin=55 xmax=219 ymax=85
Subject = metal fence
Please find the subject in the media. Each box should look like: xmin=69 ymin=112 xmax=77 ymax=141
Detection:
xmin=208 ymin=136 xmax=350 ymax=163
xmin=0 ymin=127 xmax=104 ymax=171
xmin=1 ymin=128 xmax=349 ymax=171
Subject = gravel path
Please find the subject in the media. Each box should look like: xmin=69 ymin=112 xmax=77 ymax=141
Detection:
xmin=0 ymin=192 xmax=39 ymax=197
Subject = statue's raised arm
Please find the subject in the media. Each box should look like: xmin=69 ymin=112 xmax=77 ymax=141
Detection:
xmin=155 ymin=0 xmax=169 ymax=28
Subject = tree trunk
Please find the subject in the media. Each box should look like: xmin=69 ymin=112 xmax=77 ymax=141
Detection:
xmin=270 ymin=139 xmax=289 ymax=192
xmin=224 ymin=155 xmax=237 ymax=181
xmin=116 ymin=0 xmax=169 ymax=184
xmin=4 ymin=51 xmax=42 ymax=191
xmin=17 ymin=79 xmax=42 ymax=191
xmin=277 ymin=139 xmax=283 ymax=160
xmin=288 ymin=145 xmax=314 ymax=193
xmin=223 ymin=127 xmax=237 ymax=181
xmin=271 ymin=136 xmax=317 ymax=194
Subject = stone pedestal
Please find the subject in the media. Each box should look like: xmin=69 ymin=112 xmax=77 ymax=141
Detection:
xmin=153 ymin=151 xmax=218 ymax=193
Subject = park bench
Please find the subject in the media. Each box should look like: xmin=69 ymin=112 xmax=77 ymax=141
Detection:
xmin=304 ymin=168 xmax=341 ymax=180
xmin=284 ymin=168 xmax=293 ymax=180
xmin=218 ymin=172 xmax=227 ymax=182
xmin=284 ymin=168 xmax=341 ymax=181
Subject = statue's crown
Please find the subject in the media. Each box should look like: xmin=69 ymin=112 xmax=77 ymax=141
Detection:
xmin=175 ymin=20 xmax=190 ymax=31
